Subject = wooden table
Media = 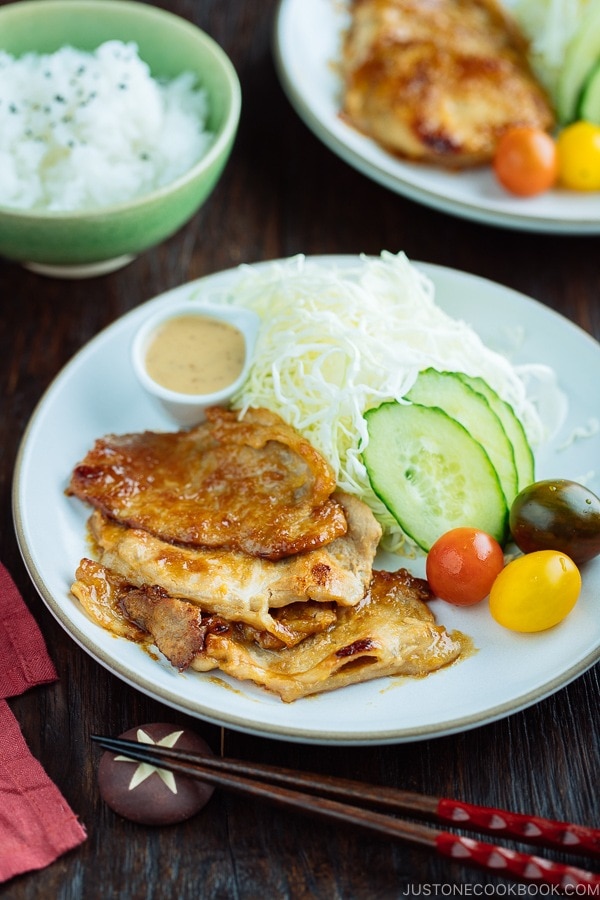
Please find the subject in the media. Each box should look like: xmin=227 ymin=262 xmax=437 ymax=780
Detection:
xmin=1 ymin=2 xmax=599 ymax=897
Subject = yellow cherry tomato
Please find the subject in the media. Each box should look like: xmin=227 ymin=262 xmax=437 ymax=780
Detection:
xmin=556 ymin=121 xmax=600 ymax=191
xmin=489 ymin=550 xmax=581 ymax=633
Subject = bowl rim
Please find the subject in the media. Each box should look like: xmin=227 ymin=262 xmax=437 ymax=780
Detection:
xmin=0 ymin=0 xmax=242 ymax=221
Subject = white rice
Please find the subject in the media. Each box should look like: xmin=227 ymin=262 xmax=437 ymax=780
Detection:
xmin=0 ymin=40 xmax=214 ymax=211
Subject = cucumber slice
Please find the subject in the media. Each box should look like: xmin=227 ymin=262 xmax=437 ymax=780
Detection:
xmin=579 ymin=61 xmax=600 ymax=124
xmin=557 ymin=4 xmax=600 ymax=124
xmin=406 ymin=369 xmax=518 ymax=507
xmin=363 ymin=401 xmax=508 ymax=551
xmin=457 ymin=373 xmax=534 ymax=492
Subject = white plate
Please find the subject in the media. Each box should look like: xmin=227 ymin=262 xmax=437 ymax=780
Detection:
xmin=273 ymin=0 xmax=600 ymax=234
xmin=12 ymin=257 xmax=600 ymax=745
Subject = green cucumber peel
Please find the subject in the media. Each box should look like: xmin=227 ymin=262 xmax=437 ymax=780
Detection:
xmin=363 ymin=400 xmax=508 ymax=552
xmin=406 ymin=368 xmax=519 ymax=507
xmin=557 ymin=4 xmax=600 ymax=124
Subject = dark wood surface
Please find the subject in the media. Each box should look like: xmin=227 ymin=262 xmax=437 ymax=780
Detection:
xmin=1 ymin=1 xmax=599 ymax=897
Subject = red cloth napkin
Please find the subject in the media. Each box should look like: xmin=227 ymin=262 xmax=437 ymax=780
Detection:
xmin=0 ymin=562 xmax=86 ymax=883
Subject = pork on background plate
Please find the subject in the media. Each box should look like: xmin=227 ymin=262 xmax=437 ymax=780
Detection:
xmin=341 ymin=0 xmax=555 ymax=167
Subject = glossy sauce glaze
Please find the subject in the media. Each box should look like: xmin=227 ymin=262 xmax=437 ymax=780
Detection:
xmin=145 ymin=314 xmax=246 ymax=395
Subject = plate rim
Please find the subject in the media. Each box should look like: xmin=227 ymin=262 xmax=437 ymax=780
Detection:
xmin=12 ymin=256 xmax=600 ymax=745
xmin=273 ymin=0 xmax=600 ymax=235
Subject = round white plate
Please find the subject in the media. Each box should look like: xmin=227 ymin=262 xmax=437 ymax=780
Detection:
xmin=273 ymin=0 xmax=600 ymax=234
xmin=13 ymin=257 xmax=600 ymax=745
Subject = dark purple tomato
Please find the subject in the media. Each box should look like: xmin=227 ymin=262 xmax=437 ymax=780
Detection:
xmin=509 ymin=479 xmax=600 ymax=565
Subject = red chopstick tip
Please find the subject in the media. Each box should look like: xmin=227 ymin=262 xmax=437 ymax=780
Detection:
xmin=436 ymin=833 xmax=600 ymax=889
xmin=437 ymin=799 xmax=600 ymax=856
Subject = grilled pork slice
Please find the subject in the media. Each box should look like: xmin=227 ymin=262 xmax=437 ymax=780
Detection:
xmin=72 ymin=564 xmax=464 ymax=701
xmin=67 ymin=406 xmax=347 ymax=560
xmin=193 ymin=569 xmax=464 ymax=701
xmin=73 ymin=558 xmax=340 ymax=659
xmin=85 ymin=491 xmax=382 ymax=646
xmin=341 ymin=0 xmax=555 ymax=167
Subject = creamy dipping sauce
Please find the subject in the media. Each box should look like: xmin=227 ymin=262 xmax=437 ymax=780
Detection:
xmin=145 ymin=314 xmax=246 ymax=395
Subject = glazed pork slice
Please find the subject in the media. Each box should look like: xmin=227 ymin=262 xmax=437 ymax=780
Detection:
xmin=86 ymin=491 xmax=382 ymax=646
xmin=66 ymin=406 xmax=347 ymax=560
xmin=341 ymin=0 xmax=555 ymax=167
xmin=72 ymin=561 xmax=232 ymax=670
xmin=196 ymin=568 xmax=465 ymax=701
xmin=72 ymin=559 xmax=338 ymax=663
xmin=72 ymin=564 xmax=465 ymax=701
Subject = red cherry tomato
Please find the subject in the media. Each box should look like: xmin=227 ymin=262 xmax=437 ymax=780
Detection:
xmin=493 ymin=126 xmax=558 ymax=197
xmin=426 ymin=527 xmax=505 ymax=606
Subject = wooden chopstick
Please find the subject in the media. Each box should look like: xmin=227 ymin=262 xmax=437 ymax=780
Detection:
xmin=92 ymin=734 xmax=600 ymax=857
xmin=92 ymin=735 xmax=600 ymax=890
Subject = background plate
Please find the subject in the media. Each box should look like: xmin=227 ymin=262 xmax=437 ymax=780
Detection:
xmin=273 ymin=0 xmax=600 ymax=234
xmin=13 ymin=257 xmax=600 ymax=745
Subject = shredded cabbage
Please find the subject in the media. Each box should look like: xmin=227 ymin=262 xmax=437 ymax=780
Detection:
xmin=509 ymin=0 xmax=591 ymax=99
xmin=197 ymin=252 xmax=557 ymax=553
